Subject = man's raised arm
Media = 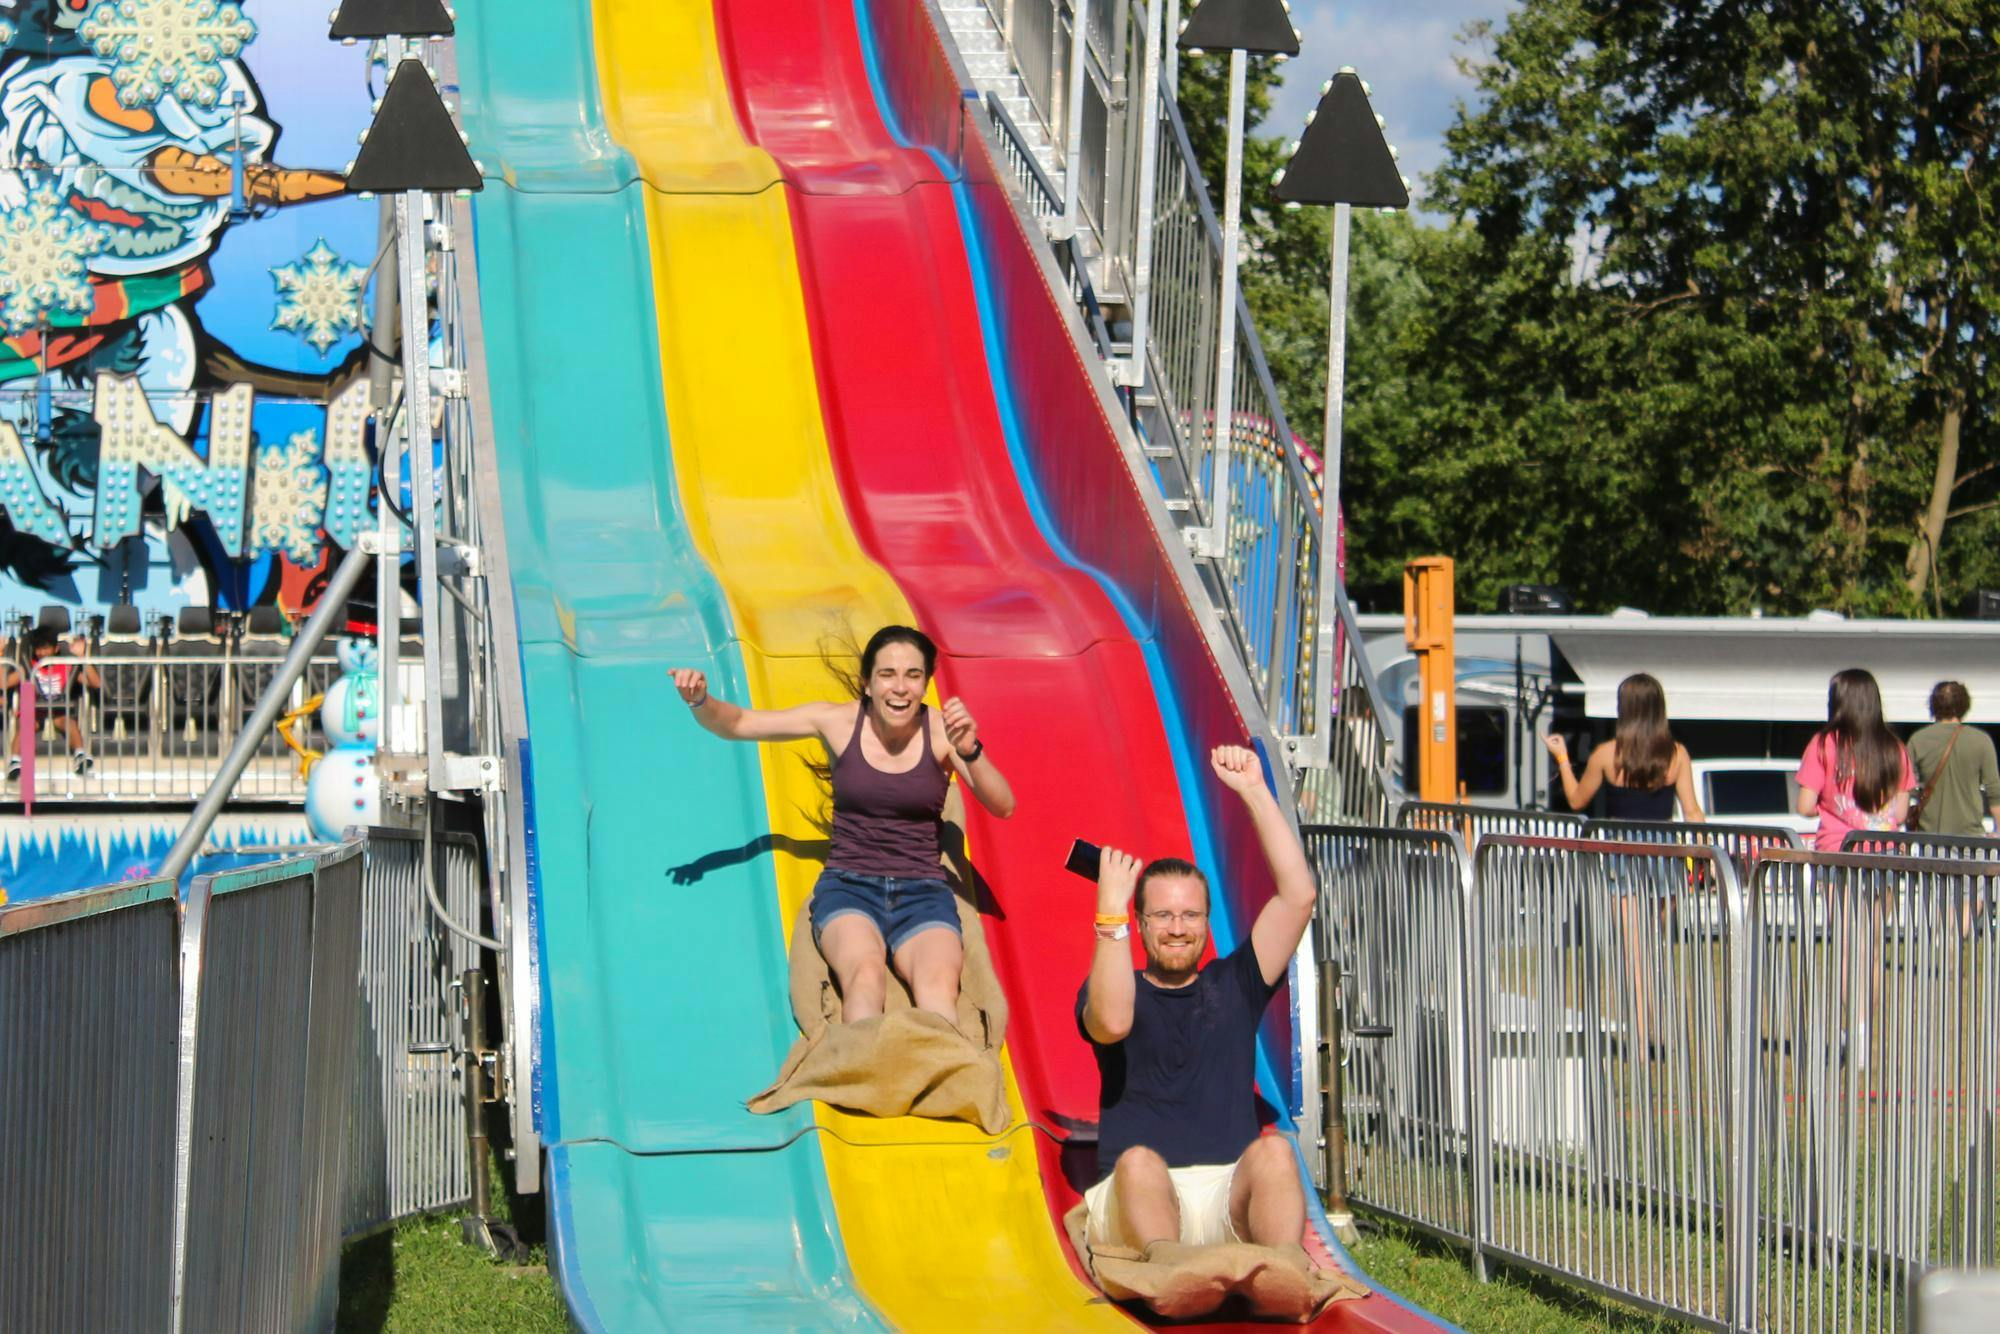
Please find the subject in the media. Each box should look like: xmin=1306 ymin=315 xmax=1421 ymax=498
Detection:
xmin=1211 ymin=745 xmax=1317 ymax=986
xmin=1082 ymin=849 xmax=1143 ymax=1044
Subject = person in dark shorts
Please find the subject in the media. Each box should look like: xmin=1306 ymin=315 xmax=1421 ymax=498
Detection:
xmin=1543 ymin=672 xmax=1704 ymax=1053
xmin=671 ymin=625 xmax=1015 ymax=1024
xmin=1075 ymin=744 xmax=1318 ymax=1252
xmin=1908 ymin=681 xmax=2000 ymax=836
xmin=1 ymin=626 xmax=102 ymax=777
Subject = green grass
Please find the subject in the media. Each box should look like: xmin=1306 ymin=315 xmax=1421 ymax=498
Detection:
xmin=337 ymin=1214 xmax=567 ymax=1333
xmin=337 ymin=1150 xmax=567 ymax=1333
xmin=1347 ymin=1218 xmax=1694 ymax=1331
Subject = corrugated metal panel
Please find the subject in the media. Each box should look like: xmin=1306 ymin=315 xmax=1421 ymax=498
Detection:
xmin=178 ymin=858 xmax=317 ymax=1334
xmin=295 ymin=844 xmax=365 ymax=1329
xmin=343 ymin=830 xmax=474 ymax=1235
xmin=174 ymin=844 xmax=366 ymax=1334
xmin=0 ymin=879 xmax=179 ymax=1332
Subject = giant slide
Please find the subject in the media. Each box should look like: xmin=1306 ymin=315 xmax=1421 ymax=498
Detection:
xmin=459 ymin=0 xmax=1443 ymax=1328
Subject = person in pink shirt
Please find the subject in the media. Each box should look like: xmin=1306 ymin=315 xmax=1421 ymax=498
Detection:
xmin=1796 ymin=668 xmax=1914 ymax=852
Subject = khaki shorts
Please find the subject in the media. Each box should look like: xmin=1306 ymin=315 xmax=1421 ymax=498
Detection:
xmin=1083 ymin=1161 xmax=1242 ymax=1249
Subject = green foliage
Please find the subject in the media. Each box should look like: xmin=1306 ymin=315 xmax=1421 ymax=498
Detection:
xmin=1209 ymin=2 xmax=1999 ymax=615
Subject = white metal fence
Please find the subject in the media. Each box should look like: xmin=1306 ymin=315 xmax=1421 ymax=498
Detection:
xmin=1306 ymin=824 xmax=2000 ymax=1331
xmin=0 ymin=648 xmax=368 ymax=804
xmin=345 ymin=829 xmax=478 ymax=1232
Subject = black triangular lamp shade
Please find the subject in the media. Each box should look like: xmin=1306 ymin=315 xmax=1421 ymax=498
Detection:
xmin=347 ymin=59 xmax=482 ymax=193
xmin=1275 ymin=72 xmax=1407 ymax=208
xmin=1178 ymin=0 xmax=1301 ymax=56
xmin=330 ymin=0 xmax=455 ymax=40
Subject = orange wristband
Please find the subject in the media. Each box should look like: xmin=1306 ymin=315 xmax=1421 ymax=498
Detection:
xmin=1094 ymin=912 xmax=1128 ymax=926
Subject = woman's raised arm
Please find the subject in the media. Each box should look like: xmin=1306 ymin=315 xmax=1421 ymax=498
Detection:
xmin=672 ymin=668 xmax=840 ymax=743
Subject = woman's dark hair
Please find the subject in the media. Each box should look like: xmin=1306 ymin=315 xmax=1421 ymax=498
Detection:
xmin=1823 ymin=668 xmax=1904 ymax=813
xmin=1613 ymin=673 xmax=1674 ymax=791
xmin=1930 ymin=680 xmax=1971 ymax=722
xmin=855 ymin=625 xmax=937 ymax=699
xmin=26 ymin=625 xmax=58 ymax=655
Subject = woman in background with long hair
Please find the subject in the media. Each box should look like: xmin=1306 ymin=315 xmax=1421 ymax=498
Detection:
xmin=1797 ymin=668 xmax=1912 ymax=1066
xmin=1543 ymin=672 xmax=1703 ymax=821
xmin=1797 ymin=668 xmax=1912 ymax=852
xmin=1544 ymin=673 xmax=1703 ymax=1057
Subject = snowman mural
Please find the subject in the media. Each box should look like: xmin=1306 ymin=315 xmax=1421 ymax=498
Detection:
xmin=303 ymin=613 xmax=379 ymax=840
xmin=0 ymin=0 xmax=361 ymax=609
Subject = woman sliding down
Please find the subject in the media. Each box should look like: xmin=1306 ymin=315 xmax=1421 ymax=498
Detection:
xmin=671 ymin=626 xmax=1015 ymax=1025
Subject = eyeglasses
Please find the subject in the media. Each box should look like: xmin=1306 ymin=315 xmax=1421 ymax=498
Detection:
xmin=1143 ymin=910 xmax=1208 ymax=927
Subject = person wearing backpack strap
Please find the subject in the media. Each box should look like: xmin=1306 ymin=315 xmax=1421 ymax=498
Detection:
xmin=1909 ymin=681 xmax=2000 ymax=836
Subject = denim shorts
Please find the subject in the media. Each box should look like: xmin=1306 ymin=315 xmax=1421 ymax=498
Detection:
xmin=809 ymin=867 xmax=961 ymax=953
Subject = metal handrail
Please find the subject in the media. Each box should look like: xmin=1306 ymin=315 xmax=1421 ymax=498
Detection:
xmin=956 ymin=0 xmax=1396 ymax=820
xmin=987 ymin=93 xmax=1120 ymax=361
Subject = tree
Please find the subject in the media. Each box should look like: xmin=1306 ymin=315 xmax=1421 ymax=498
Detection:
xmin=1191 ymin=2 xmax=2000 ymax=615
xmin=1415 ymin=0 xmax=1999 ymax=614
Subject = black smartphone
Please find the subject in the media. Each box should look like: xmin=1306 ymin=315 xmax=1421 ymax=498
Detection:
xmin=1065 ymin=838 xmax=1102 ymax=882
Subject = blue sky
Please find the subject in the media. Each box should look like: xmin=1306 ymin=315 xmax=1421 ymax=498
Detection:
xmin=1261 ymin=0 xmax=1513 ymax=209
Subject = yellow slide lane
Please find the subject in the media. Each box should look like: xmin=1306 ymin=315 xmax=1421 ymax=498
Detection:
xmin=589 ymin=2 xmax=1130 ymax=1327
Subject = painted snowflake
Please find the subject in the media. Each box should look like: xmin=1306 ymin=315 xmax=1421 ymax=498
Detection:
xmin=250 ymin=430 xmax=329 ymax=564
xmin=80 ymin=0 xmax=257 ymax=110
xmin=0 ymin=187 xmax=108 ymax=334
xmin=272 ymin=240 xmax=368 ymax=356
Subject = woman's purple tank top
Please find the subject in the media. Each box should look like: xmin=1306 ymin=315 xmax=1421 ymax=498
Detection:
xmin=826 ymin=703 xmax=949 ymax=879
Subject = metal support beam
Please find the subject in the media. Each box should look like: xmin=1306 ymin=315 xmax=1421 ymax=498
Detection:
xmin=398 ymin=189 xmax=447 ymax=789
xmin=1058 ymin=0 xmax=1092 ymax=239
xmin=1119 ymin=0 xmax=1165 ymax=389
xmin=1301 ymin=203 xmax=1350 ymax=769
xmin=1195 ymin=48 xmax=1248 ymax=559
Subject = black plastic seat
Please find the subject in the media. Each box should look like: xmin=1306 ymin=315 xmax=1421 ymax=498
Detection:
xmin=164 ymin=607 xmax=226 ymax=757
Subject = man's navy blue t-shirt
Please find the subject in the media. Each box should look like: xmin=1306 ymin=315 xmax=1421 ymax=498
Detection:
xmin=1075 ymin=942 xmax=1278 ymax=1181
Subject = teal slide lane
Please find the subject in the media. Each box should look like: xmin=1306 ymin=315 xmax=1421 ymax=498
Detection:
xmin=456 ymin=1 xmax=883 ymax=1327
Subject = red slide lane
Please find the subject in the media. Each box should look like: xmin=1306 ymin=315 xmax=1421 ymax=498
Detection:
xmin=711 ymin=3 xmax=1437 ymax=1330
xmin=711 ymin=0 xmax=1196 ymax=1134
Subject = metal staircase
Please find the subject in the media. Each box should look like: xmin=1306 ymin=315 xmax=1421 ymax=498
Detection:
xmin=932 ymin=0 xmax=1396 ymax=824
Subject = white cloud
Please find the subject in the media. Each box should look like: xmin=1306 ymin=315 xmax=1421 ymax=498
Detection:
xmin=1261 ymin=0 xmax=1513 ymax=210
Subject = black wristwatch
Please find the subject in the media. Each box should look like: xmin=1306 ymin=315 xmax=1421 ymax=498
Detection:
xmin=958 ymin=739 xmax=985 ymax=764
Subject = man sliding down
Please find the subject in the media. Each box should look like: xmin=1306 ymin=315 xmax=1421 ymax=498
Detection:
xmin=1075 ymin=744 xmax=1327 ymax=1311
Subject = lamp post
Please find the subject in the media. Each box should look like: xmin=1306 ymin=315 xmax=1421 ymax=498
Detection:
xmin=1177 ymin=0 xmax=1300 ymax=561
xmin=339 ymin=0 xmax=482 ymax=792
xmin=1274 ymin=70 xmax=1407 ymax=771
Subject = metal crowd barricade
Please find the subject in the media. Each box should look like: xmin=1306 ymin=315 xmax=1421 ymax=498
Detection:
xmin=1590 ymin=818 xmax=1803 ymax=875
xmin=1471 ymin=836 xmax=1744 ymax=1326
xmin=0 ymin=876 xmax=180 ymax=1333
xmin=1588 ymin=819 xmax=1802 ymax=938
xmin=1397 ymin=801 xmax=1585 ymax=851
xmin=1745 ymin=849 xmax=2000 ymax=1331
xmin=1306 ymin=825 xmax=1478 ymax=1250
xmin=344 ymin=828 xmax=477 ymax=1234
xmin=1840 ymin=828 xmax=2000 ymax=861
xmin=175 ymin=843 xmax=365 ymax=1334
